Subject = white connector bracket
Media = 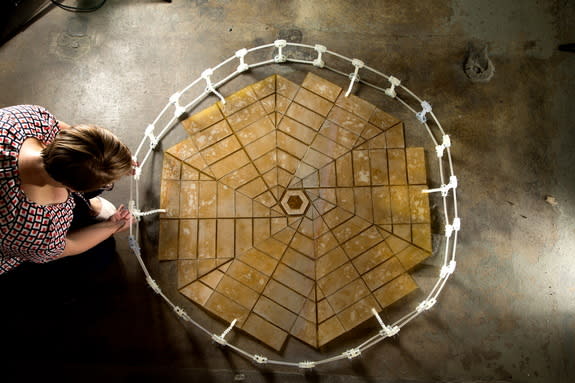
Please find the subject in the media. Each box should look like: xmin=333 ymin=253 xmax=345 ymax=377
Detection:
xmin=132 ymin=155 xmax=142 ymax=180
xmin=298 ymin=360 xmax=316 ymax=369
xmin=253 ymin=355 xmax=268 ymax=364
xmin=345 ymin=59 xmax=364 ymax=97
xmin=440 ymin=260 xmax=457 ymax=278
xmin=212 ymin=319 xmax=237 ymax=346
xmin=416 ymin=298 xmax=437 ymax=313
xmin=385 ymin=76 xmax=401 ymax=98
xmin=313 ymin=44 xmax=327 ymax=67
xmin=202 ymin=68 xmax=226 ymax=104
xmin=435 ymin=135 xmax=451 ymax=158
xmin=128 ymin=200 xmax=165 ymax=221
xmin=146 ymin=276 xmax=162 ymax=294
xmin=445 ymin=217 xmax=461 ymax=238
xmin=274 ymin=39 xmax=287 ymax=63
xmin=416 ymin=101 xmax=432 ymax=123
xmin=422 ymin=175 xmax=458 ymax=197
xmin=169 ymin=92 xmax=186 ymax=118
xmin=235 ymin=48 xmax=249 ymax=72
xmin=144 ymin=124 xmax=159 ymax=150
xmin=343 ymin=348 xmax=361 ymax=360
xmin=173 ymin=306 xmax=192 ymax=322
xmin=371 ymin=308 xmax=400 ymax=338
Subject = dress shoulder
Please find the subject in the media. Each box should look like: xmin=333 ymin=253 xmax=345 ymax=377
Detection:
xmin=0 ymin=105 xmax=60 ymax=145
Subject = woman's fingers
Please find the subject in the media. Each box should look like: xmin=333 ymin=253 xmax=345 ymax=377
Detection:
xmin=105 ymin=204 xmax=135 ymax=233
xmin=112 ymin=205 xmax=135 ymax=232
xmin=116 ymin=216 xmax=134 ymax=233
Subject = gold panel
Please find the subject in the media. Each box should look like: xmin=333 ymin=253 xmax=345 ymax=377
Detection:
xmin=159 ymin=73 xmax=433 ymax=350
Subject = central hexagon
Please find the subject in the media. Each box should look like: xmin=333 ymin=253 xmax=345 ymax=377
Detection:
xmin=280 ymin=189 xmax=309 ymax=216
xmin=158 ymin=73 xmax=432 ymax=351
xmin=287 ymin=196 xmax=302 ymax=209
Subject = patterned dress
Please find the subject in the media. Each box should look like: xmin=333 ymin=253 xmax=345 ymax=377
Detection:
xmin=0 ymin=105 xmax=76 ymax=274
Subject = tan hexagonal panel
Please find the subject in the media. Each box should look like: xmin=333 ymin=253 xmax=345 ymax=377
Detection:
xmin=159 ymin=73 xmax=432 ymax=351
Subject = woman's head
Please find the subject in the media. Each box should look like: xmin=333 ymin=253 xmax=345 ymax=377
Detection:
xmin=41 ymin=124 xmax=132 ymax=192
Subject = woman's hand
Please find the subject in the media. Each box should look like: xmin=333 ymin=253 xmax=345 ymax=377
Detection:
xmin=107 ymin=204 xmax=134 ymax=233
xmin=61 ymin=205 xmax=135 ymax=258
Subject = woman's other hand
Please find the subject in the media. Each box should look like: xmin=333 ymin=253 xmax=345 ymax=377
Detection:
xmin=107 ymin=204 xmax=134 ymax=233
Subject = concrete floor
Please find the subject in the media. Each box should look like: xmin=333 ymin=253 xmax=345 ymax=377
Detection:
xmin=0 ymin=0 xmax=574 ymax=382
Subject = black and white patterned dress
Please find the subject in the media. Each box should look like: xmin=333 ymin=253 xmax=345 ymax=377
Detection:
xmin=0 ymin=105 xmax=75 ymax=274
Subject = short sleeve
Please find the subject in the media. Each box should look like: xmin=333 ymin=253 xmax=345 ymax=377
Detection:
xmin=36 ymin=105 xmax=60 ymax=144
xmin=22 ymin=105 xmax=60 ymax=144
xmin=0 ymin=105 xmax=61 ymax=146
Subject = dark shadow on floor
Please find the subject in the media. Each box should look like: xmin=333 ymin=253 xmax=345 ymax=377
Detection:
xmin=0 ymin=236 xmax=128 ymax=365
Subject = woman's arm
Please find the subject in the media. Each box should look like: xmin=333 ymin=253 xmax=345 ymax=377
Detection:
xmin=59 ymin=221 xmax=124 ymax=257
xmin=58 ymin=206 xmax=133 ymax=258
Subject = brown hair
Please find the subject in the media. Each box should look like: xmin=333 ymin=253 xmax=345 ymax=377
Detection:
xmin=41 ymin=124 xmax=132 ymax=192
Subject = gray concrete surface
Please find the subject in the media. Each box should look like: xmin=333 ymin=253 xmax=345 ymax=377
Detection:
xmin=0 ymin=1 xmax=573 ymax=382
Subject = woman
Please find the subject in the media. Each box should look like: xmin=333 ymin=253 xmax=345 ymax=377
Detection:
xmin=0 ymin=104 xmax=134 ymax=275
